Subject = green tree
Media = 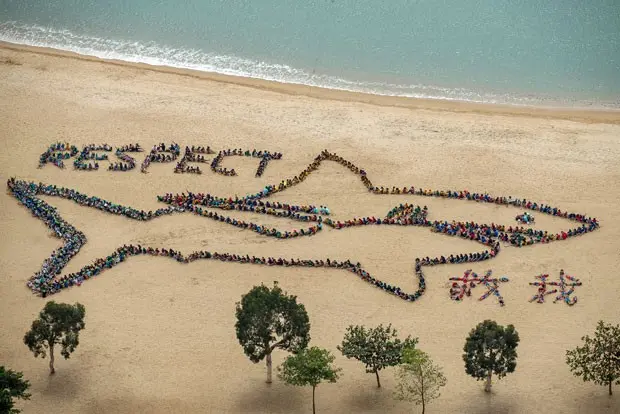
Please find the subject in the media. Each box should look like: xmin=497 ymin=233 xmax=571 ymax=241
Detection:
xmin=278 ymin=346 xmax=341 ymax=414
xmin=566 ymin=320 xmax=620 ymax=395
xmin=394 ymin=348 xmax=447 ymax=414
xmin=0 ymin=366 xmax=31 ymax=414
xmin=338 ymin=324 xmax=418 ymax=388
xmin=463 ymin=320 xmax=519 ymax=392
xmin=235 ymin=282 xmax=310 ymax=383
xmin=23 ymin=301 xmax=86 ymax=374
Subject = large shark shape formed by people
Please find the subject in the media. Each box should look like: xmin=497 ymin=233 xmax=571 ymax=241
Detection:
xmin=7 ymin=150 xmax=600 ymax=301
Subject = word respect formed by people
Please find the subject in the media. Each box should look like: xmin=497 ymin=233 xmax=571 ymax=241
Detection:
xmin=39 ymin=142 xmax=283 ymax=177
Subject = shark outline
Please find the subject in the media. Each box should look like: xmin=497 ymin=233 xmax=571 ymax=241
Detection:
xmin=7 ymin=150 xmax=600 ymax=301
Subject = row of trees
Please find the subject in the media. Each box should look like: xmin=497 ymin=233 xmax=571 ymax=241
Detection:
xmin=234 ymin=282 xmax=443 ymax=413
xmin=1 ymin=285 xmax=618 ymax=413
xmin=235 ymin=282 xmax=620 ymax=413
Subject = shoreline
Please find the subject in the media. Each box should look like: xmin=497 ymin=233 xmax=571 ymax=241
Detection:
xmin=2 ymin=41 xmax=619 ymax=125
xmin=2 ymin=33 xmax=620 ymax=414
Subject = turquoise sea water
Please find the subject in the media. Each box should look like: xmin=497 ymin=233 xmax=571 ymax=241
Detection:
xmin=1 ymin=0 xmax=619 ymax=108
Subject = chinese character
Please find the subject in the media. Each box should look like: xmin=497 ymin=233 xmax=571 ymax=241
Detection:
xmin=529 ymin=269 xmax=582 ymax=306
xmin=528 ymin=274 xmax=557 ymax=303
xmin=449 ymin=269 xmax=509 ymax=306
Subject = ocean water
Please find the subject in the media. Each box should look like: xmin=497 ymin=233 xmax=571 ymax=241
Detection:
xmin=1 ymin=0 xmax=619 ymax=108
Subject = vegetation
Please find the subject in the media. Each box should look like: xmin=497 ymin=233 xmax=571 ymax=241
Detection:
xmin=23 ymin=301 xmax=86 ymax=374
xmin=278 ymin=346 xmax=341 ymax=414
xmin=338 ymin=324 xmax=417 ymax=388
xmin=463 ymin=320 xmax=519 ymax=392
xmin=566 ymin=320 xmax=620 ymax=395
xmin=235 ymin=282 xmax=311 ymax=383
xmin=0 ymin=366 xmax=31 ymax=414
xmin=394 ymin=348 xmax=446 ymax=414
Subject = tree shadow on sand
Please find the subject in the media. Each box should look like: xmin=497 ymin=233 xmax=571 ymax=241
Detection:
xmin=459 ymin=387 xmax=619 ymax=414
xmin=574 ymin=391 xmax=619 ymax=414
xmin=235 ymin=383 xmax=307 ymax=414
xmin=82 ymin=395 xmax=194 ymax=414
xmin=458 ymin=389 xmax=517 ymax=414
xmin=40 ymin=367 xmax=82 ymax=403
xmin=341 ymin=387 xmax=401 ymax=413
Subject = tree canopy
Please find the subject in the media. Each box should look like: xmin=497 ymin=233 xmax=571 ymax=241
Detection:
xmin=0 ymin=366 xmax=31 ymax=414
xmin=278 ymin=346 xmax=341 ymax=414
xmin=23 ymin=301 xmax=86 ymax=374
xmin=394 ymin=348 xmax=446 ymax=414
xmin=566 ymin=320 xmax=620 ymax=395
xmin=338 ymin=324 xmax=418 ymax=388
xmin=463 ymin=319 xmax=519 ymax=392
xmin=235 ymin=281 xmax=310 ymax=383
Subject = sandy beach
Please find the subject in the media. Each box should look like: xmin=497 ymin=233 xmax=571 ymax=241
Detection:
xmin=1 ymin=44 xmax=619 ymax=414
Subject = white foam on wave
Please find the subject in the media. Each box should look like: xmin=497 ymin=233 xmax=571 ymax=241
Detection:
xmin=1 ymin=21 xmax=616 ymax=109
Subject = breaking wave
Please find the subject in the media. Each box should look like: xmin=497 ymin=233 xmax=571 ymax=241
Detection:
xmin=1 ymin=21 xmax=616 ymax=109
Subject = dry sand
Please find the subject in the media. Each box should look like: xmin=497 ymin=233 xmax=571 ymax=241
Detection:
xmin=1 ymin=44 xmax=619 ymax=414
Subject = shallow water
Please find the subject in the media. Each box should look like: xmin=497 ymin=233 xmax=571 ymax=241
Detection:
xmin=1 ymin=0 xmax=619 ymax=108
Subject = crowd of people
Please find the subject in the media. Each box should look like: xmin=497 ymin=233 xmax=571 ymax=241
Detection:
xmin=158 ymin=191 xmax=330 ymax=216
xmin=39 ymin=141 xmax=147 ymax=171
xmin=323 ymin=204 xmax=428 ymax=229
xmin=516 ymin=212 xmax=535 ymax=224
xmin=8 ymin=177 xmax=191 ymax=296
xmin=7 ymin=177 xmax=410 ymax=299
xmin=210 ymin=148 xmax=283 ymax=177
xmin=109 ymin=143 xmax=142 ymax=171
xmin=193 ymin=206 xmax=323 ymax=238
xmin=73 ymin=144 xmax=113 ymax=170
xmin=154 ymin=149 xmax=598 ymax=301
xmin=157 ymin=191 xmax=327 ymax=238
xmin=174 ymin=146 xmax=213 ymax=174
xmin=234 ymin=150 xmax=598 ymax=244
xmin=449 ymin=269 xmax=509 ymax=306
xmin=39 ymin=142 xmax=79 ymax=169
xmin=8 ymin=177 xmax=87 ymax=296
xmin=190 ymin=146 xmax=213 ymax=154
xmin=12 ymin=149 xmax=601 ymax=301
xmin=140 ymin=143 xmax=181 ymax=173
xmin=529 ymin=269 xmax=582 ymax=306
xmin=28 ymin=237 xmax=420 ymax=299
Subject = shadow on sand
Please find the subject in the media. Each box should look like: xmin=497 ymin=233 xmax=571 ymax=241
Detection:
xmin=40 ymin=367 xmax=82 ymax=403
xmin=458 ymin=388 xmax=517 ymax=414
xmin=340 ymin=386 xmax=401 ymax=413
xmin=234 ymin=382 xmax=308 ymax=414
xmin=575 ymin=391 xmax=619 ymax=413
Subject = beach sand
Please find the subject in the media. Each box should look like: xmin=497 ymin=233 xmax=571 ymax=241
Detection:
xmin=1 ymin=44 xmax=619 ymax=414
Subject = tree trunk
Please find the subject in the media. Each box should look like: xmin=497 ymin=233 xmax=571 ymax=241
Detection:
xmin=375 ymin=370 xmax=381 ymax=388
xmin=609 ymin=380 xmax=612 ymax=396
xmin=420 ymin=366 xmax=425 ymax=414
xmin=49 ymin=344 xmax=56 ymax=375
xmin=484 ymin=372 xmax=492 ymax=392
xmin=312 ymin=385 xmax=316 ymax=414
xmin=266 ymin=352 xmax=272 ymax=384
